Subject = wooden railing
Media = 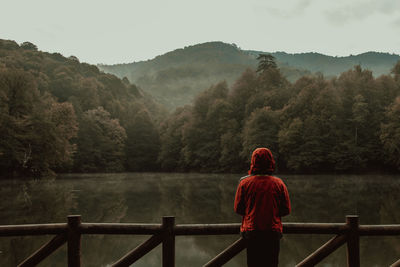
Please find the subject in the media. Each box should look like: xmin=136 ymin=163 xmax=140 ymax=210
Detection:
xmin=1 ymin=215 xmax=400 ymax=266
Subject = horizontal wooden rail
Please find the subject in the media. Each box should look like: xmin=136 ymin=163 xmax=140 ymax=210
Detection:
xmin=0 ymin=222 xmax=354 ymax=237
xmin=2 ymin=215 xmax=400 ymax=267
xmin=4 ymin=222 xmax=400 ymax=237
xmin=166 ymin=223 xmax=350 ymax=236
xmin=284 ymin=223 xmax=348 ymax=234
xmin=0 ymin=223 xmax=67 ymax=236
xmin=80 ymin=223 xmax=162 ymax=235
xmin=358 ymin=225 xmax=400 ymax=235
xmin=175 ymin=223 xmax=240 ymax=235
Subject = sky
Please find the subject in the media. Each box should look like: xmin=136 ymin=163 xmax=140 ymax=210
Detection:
xmin=1 ymin=0 xmax=400 ymax=64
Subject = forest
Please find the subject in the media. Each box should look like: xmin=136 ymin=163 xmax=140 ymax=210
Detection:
xmin=1 ymin=39 xmax=400 ymax=178
xmin=0 ymin=39 xmax=165 ymax=177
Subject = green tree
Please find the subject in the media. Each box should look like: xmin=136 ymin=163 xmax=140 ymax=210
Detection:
xmin=380 ymin=97 xmax=400 ymax=170
xmin=158 ymin=106 xmax=190 ymax=171
xmin=245 ymin=67 xmax=289 ymax=113
xmin=352 ymin=94 xmax=369 ymax=154
xmin=20 ymin=41 xmax=38 ymax=51
xmin=228 ymin=69 xmax=258 ymax=127
xmin=392 ymin=60 xmax=400 ymax=80
xmin=125 ymin=109 xmax=160 ymax=171
xmin=74 ymin=107 xmax=126 ymax=172
xmin=310 ymin=86 xmax=343 ymax=171
xmin=335 ymin=66 xmax=382 ymax=171
xmin=242 ymin=107 xmax=280 ymax=161
xmin=181 ymin=82 xmax=230 ymax=171
xmin=278 ymin=118 xmax=304 ymax=171
xmin=278 ymin=78 xmax=341 ymax=172
xmin=219 ymin=118 xmax=246 ymax=172
xmin=256 ymin=54 xmax=277 ymax=73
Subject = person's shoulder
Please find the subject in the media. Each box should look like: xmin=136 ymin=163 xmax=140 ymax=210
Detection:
xmin=271 ymin=175 xmax=287 ymax=185
xmin=238 ymin=175 xmax=252 ymax=183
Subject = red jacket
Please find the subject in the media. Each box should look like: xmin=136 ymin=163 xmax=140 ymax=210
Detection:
xmin=234 ymin=148 xmax=291 ymax=233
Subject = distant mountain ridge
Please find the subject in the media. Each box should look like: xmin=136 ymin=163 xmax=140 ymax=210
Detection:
xmin=252 ymin=50 xmax=400 ymax=77
xmin=99 ymin=42 xmax=255 ymax=78
xmin=98 ymin=42 xmax=310 ymax=109
xmin=99 ymin=42 xmax=400 ymax=109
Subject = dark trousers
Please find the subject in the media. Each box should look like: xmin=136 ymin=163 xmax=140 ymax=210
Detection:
xmin=242 ymin=231 xmax=281 ymax=267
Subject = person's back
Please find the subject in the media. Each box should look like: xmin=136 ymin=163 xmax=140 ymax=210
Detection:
xmin=234 ymin=148 xmax=290 ymax=267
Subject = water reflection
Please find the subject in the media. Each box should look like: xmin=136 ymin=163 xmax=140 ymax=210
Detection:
xmin=0 ymin=173 xmax=399 ymax=266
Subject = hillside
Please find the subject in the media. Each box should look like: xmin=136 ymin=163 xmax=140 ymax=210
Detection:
xmin=0 ymin=39 xmax=165 ymax=177
xmin=99 ymin=42 xmax=310 ymax=109
xmin=0 ymin=39 xmax=165 ymax=120
xmin=99 ymin=42 xmax=400 ymax=109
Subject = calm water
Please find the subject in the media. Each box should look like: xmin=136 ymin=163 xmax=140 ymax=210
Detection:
xmin=0 ymin=173 xmax=400 ymax=266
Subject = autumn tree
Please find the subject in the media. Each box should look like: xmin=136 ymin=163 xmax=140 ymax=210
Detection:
xmin=0 ymin=70 xmax=78 ymax=177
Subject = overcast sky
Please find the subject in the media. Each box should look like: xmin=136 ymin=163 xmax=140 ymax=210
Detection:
xmin=2 ymin=0 xmax=400 ymax=64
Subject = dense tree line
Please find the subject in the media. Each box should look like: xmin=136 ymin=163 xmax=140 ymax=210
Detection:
xmin=2 ymin=38 xmax=400 ymax=177
xmin=158 ymin=57 xmax=400 ymax=173
xmin=0 ymin=39 xmax=163 ymax=177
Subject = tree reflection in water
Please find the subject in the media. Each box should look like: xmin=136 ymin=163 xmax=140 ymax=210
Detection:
xmin=0 ymin=173 xmax=399 ymax=266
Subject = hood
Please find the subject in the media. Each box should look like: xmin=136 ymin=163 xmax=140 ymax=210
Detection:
xmin=249 ymin=148 xmax=276 ymax=175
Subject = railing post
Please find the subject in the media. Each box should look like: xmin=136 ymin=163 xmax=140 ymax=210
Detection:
xmin=68 ymin=215 xmax=81 ymax=267
xmin=162 ymin=216 xmax=175 ymax=267
xmin=346 ymin=215 xmax=360 ymax=267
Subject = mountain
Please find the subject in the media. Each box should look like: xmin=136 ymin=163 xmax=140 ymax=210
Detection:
xmin=98 ymin=42 xmax=310 ymax=109
xmin=99 ymin=42 xmax=399 ymax=109
xmin=0 ymin=39 xmax=164 ymax=120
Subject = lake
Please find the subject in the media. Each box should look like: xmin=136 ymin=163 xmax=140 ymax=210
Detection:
xmin=0 ymin=173 xmax=399 ymax=266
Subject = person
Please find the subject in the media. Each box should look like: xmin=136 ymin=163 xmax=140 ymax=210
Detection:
xmin=234 ymin=147 xmax=291 ymax=267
